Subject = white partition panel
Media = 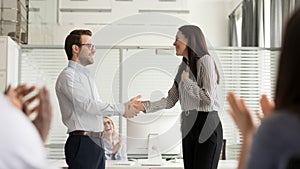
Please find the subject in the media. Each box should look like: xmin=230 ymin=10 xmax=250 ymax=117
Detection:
xmin=0 ymin=36 xmax=19 ymax=92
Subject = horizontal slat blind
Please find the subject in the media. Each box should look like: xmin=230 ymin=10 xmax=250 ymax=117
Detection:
xmin=20 ymin=48 xmax=67 ymax=159
xmin=215 ymin=47 xmax=279 ymax=159
xmin=20 ymin=46 xmax=279 ymax=160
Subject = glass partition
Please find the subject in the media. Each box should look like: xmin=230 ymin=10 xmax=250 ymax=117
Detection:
xmin=20 ymin=45 xmax=279 ymax=160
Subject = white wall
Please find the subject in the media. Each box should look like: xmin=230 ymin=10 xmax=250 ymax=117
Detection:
xmin=28 ymin=0 xmax=241 ymax=47
xmin=187 ymin=0 xmax=236 ymax=46
xmin=0 ymin=36 xmax=19 ymax=92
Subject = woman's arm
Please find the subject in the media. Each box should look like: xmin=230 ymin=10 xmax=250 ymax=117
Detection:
xmin=142 ymin=82 xmax=179 ymax=113
xmin=227 ymin=92 xmax=256 ymax=169
xmin=180 ymin=55 xmax=217 ymax=105
xmin=112 ymin=136 xmax=122 ymax=154
xmin=112 ymin=136 xmax=128 ymax=160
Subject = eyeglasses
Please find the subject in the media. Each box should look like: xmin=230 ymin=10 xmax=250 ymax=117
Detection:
xmin=78 ymin=43 xmax=96 ymax=50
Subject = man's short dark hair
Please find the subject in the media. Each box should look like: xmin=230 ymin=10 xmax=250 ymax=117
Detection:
xmin=64 ymin=29 xmax=92 ymax=60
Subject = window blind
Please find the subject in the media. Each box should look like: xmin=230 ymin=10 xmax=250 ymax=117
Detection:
xmin=214 ymin=47 xmax=279 ymax=159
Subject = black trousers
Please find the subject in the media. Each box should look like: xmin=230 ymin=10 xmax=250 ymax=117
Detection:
xmin=65 ymin=135 xmax=106 ymax=169
xmin=182 ymin=111 xmax=223 ymax=169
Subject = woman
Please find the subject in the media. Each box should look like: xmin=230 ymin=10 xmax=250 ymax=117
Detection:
xmin=136 ymin=25 xmax=223 ymax=169
xmin=102 ymin=116 xmax=127 ymax=160
xmin=227 ymin=9 xmax=300 ymax=169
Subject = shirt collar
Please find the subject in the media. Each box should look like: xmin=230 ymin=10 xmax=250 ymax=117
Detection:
xmin=68 ymin=60 xmax=89 ymax=74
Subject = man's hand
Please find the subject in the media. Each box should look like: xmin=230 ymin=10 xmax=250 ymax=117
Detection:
xmin=123 ymin=95 xmax=142 ymax=118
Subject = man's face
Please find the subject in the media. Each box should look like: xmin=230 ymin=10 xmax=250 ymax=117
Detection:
xmin=77 ymin=35 xmax=96 ymax=66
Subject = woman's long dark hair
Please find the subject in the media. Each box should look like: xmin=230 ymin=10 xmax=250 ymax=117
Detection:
xmin=275 ymin=9 xmax=300 ymax=112
xmin=174 ymin=25 xmax=220 ymax=87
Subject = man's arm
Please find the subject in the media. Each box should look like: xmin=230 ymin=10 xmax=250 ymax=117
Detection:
xmin=58 ymin=72 xmax=133 ymax=116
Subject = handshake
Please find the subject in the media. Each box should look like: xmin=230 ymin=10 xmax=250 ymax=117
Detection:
xmin=123 ymin=95 xmax=148 ymax=118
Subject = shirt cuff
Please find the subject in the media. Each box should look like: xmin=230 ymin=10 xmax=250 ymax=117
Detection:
xmin=117 ymin=103 xmax=125 ymax=115
xmin=142 ymin=102 xmax=150 ymax=113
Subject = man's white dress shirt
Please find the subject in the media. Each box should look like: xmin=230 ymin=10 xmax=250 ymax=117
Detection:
xmin=55 ymin=61 xmax=125 ymax=133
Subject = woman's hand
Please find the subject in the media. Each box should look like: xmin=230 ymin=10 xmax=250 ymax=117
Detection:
xmin=227 ymin=91 xmax=256 ymax=137
xmin=227 ymin=91 xmax=257 ymax=169
xmin=260 ymin=94 xmax=274 ymax=115
xmin=181 ymin=70 xmax=189 ymax=81
xmin=112 ymin=135 xmax=123 ymax=154
xmin=255 ymin=94 xmax=275 ymax=121
xmin=133 ymin=100 xmax=149 ymax=112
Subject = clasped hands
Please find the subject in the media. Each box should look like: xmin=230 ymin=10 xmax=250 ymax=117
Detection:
xmin=123 ymin=95 xmax=149 ymax=118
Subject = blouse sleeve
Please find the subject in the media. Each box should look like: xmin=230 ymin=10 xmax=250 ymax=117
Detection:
xmin=143 ymin=82 xmax=179 ymax=113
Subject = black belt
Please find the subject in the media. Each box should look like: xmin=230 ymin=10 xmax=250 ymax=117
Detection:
xmin=69 ymin=130 xmax=103 ymax=138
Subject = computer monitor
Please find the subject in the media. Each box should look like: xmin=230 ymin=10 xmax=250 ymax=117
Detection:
xmin=127 ymin=111 xmax=182 ymax=157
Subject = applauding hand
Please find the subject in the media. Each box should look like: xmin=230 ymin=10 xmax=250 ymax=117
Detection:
xmin=227 ymin=91 xmax=256 ymax=137
xmin=5 ymin=85 xmax=52 ymax=143
xmin=256 ymin=94 xmax=274 ymax=121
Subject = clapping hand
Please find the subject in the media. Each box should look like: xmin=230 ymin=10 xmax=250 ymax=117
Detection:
xmin=226 ymin=91 xmax=256 ymax=137
xmin=5 ymin=84 xmax=36 ymax=115
xmin=32 ymin=87 xmax=52 ymax=143
xmin=227 ymin=92 xmax=256 ymax=169
xmin=227 ymin=92 xmax=276 ymax=141
xmin=255 ymin=94 xmax=274 ymax=121
xmin=4 ymin=85 xmax=52 ymax=143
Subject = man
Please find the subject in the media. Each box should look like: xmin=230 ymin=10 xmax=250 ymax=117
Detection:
xmin=55 ymin=29 xmax=140 ymax=169
xmin=0 ymin=85 xmax=56 ymax=169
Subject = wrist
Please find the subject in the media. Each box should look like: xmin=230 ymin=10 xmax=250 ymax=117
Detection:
xmin=141 ymin=102 xmax=149 ymax=113
xmin=242 ymin=127 xmax=256 ymax=140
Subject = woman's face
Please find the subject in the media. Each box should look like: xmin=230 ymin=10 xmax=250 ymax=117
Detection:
xmin=103 ymin=117 xmax=114 ymax=134
xmin=173 ymin=31 xmax=188 ymax=58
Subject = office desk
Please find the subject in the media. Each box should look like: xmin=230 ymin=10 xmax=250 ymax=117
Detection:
xmin=51 ymin=159 xmax=237 ymax=169
xmin=107 ymin=159 xmax=237 ymax=169
xmin=107 ymin=159 xmax=182 ymax=169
